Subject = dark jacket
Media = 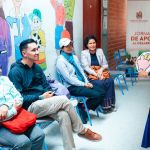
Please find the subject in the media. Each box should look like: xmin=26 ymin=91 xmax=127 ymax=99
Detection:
xmin=8 ymin=60 xmax=52 ymax=109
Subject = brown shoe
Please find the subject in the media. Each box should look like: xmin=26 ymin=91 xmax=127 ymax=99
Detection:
xmin=78 ymin=129 xmax=102 ymax=141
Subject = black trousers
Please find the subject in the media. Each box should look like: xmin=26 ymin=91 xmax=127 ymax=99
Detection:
xmin=68 ymin=85 xmax=105 ymax=110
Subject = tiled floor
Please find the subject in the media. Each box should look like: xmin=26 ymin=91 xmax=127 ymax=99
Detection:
xmin=44 ymin=79 xmax=150 ymax=150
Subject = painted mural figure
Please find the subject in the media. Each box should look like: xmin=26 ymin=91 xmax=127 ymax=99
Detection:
xmin=29 ymin=9 xmax=47 ymax=70
xmin=64 ymin=0 xmax=75 ymax=40
xmin=50 ymin=0 xmax=75 ymax=50
xmin=50 ymin=0 xmax=65 ymax=50
xmin=136 ymin=52 xmax=150 ymax=72
xmin=0 ymin=0 xmax=12 ymax=75
xmin=6 ymin=0 xmax=31 ymax=60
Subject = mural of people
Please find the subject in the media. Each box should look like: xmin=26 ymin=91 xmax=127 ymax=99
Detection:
xmin=6 ymin=0 xmax=31 ymax=60
xmin=50 ymin=0 xmax=65 ymax=50
xmin=29 ymin=9 xmax=47 ymax=70
xmin=0 ymin=0 xmax=12 ymax=75
xmin=50 ymin=0 xmax=75 ymax=50
xmin=64 ymin=0 xmax=75 ymax=40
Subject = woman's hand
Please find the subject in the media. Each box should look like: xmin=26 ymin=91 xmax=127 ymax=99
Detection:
xmin=97 ymin=70 xmax=103 ymax=79
xmin=42 ymin=91 xmax=54 ymax=99
xmin=84 ymin=83 xmax=93 ymax=88
xmin=0 ymin=105 xmax=9 ymax=121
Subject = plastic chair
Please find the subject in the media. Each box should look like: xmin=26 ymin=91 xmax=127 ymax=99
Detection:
xmin=71 ymin=96 xmax=92 ymax=126
xmin=118 ymin=49 xmax=138 ymax=83
xmin=57 ymin=73 xmax=93 ymax=126
xmin=109 ymin=70 xmax=128 ymax=95
xmin=0 ymin=146 xmax=12 ymax=150
xmin=114 ymin=49 xmax=137 ymax=86
xmin=36 ymin=117 xmax=54 ymax=150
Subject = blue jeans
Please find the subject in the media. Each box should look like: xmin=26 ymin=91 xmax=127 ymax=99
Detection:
xmin=68 ymin=84 xmax=105 ymax=110
xmin=0 ymin=125 xmax=45 ymax=150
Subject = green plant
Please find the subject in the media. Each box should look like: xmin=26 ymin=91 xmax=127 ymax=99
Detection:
xmin=138 ymin=50 xmax=149 ymax=56
xmin=126 ymin=52 xmax=131 ymax=59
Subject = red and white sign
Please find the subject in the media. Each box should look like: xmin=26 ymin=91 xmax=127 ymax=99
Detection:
xmin=127 ymin=0 xmax=150 ymax=56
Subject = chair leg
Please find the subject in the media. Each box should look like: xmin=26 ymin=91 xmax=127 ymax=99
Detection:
xmin=81 ymin=97 xmax=92 ymax=126
xmin=96 ymin=107 xmax=100 ymax=118
xmin=116 ymin=76 xmax=124 ymax=95
xmin=36 ymin=124 xmax=49 ymax=150
xmin=130 ymin=73 xmax=134 ymax=86
xmin=43 ymin=142 xmax=48 ymax=150
xmin=122 ymin=75 xmax=128 ymax=91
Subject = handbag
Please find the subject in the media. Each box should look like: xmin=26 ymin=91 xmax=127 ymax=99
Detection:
xmin=87 ymin=66 xmax=110 ymax=80
xmin=47 ymin=75 xmax=70 ymax=98
xmin=1 ymin=108 xmax=37 ymax=134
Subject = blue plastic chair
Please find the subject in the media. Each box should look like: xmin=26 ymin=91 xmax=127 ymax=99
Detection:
xmin=109 ymin=70 xmax=128 ymax=95
xmin=114 ymin=49 xmax=137 ymax=86
xmin=36 ymin=117 xmax=54 ymax=150
xmin=71 ymin=96 xmax=92 ymax=126
xmin=0 ymin=146 xmax=12 ymax=150
xmin=57 ymin=73 xmax=93 ymax=126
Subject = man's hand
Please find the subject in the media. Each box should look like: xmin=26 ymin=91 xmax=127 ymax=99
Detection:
xmin=84 ymin=83 xmax=93 ymax=88
xmin=42 ymin=91 xmax=54 ymax=99
xmin=0 ymin=105 xmax=9 ymax=121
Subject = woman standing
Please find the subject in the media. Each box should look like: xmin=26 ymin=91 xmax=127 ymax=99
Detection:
xmin=81 ymin=35 xmax=116 ymax=113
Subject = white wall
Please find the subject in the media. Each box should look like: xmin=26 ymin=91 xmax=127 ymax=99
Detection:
xmin=126 ymin=0 xmax=150 ymax=56
xmin=1 ymin=0 xmax=83 ymax=77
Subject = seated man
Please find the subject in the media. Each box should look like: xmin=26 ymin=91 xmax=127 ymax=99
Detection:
xmin=8 ymin=39 xmax=102 ymax=150
xmin=0 ymin=70 xmax=45 ymax=150
xmin=56 ymin=38 xmax=105 ymax=122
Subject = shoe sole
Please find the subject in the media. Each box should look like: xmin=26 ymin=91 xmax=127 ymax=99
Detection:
xmin=78 ymin=134 xmax=102 ymax=142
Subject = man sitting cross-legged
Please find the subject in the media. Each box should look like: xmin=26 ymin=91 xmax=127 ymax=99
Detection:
xmin=8 ymin=39 xmax=102 ymax=150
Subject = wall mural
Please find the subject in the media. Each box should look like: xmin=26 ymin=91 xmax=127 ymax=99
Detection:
xmin=6 ymin=0 xmax=31 ymax=61
xmin=64 ymin=0 xmax=75 ymax=40
xmin=136 ymin=52 xmax=150 ymax=72
xmin=29 ymin=9 xmax=47 ymax=70
xmin=0 ymin=0 xmax=77 ymax=74
xmin=0 ymin=0 xmax=12 ymax=75
xmin=50 ymin=0 xmax=75 ymax=50
xmin=50 ymin=0 xmax=65 ymax=50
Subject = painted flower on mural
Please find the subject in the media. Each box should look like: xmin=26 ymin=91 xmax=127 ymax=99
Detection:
xmin=136 ymin=52 xmax=150 ymax=72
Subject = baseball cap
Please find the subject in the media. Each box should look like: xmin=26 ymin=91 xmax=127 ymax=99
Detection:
xmin=59 ymin=38 xmax=72 ymax=48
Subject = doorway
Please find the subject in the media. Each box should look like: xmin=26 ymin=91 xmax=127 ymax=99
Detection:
xmin=83 ymin=0 xmax=102 ymax=48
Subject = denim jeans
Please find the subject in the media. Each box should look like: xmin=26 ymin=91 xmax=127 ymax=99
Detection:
xmin=0 ymin=125 xmax=45 ymax=150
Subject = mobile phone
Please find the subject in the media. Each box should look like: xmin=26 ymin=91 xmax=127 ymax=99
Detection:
xmin=51 ymin=88 xmax=58 ymax=94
